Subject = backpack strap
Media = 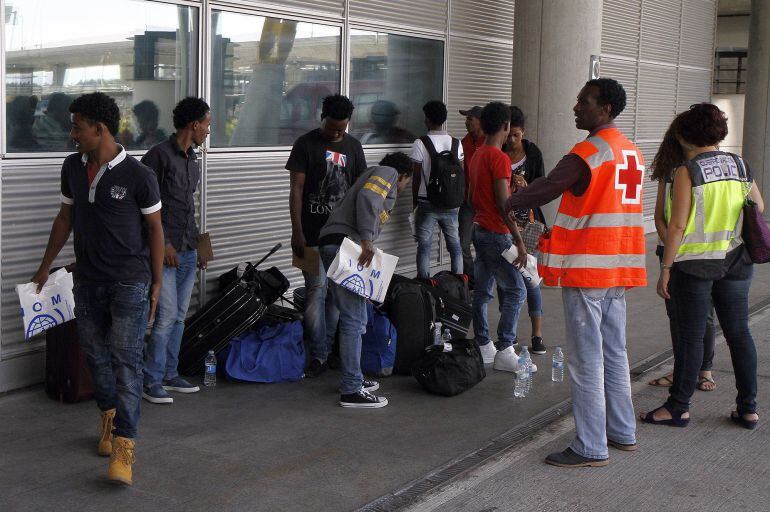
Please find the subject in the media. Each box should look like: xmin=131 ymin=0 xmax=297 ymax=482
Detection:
xmin=450 ymin=137 xmax=460 ymax=160
xmin=420 ymin=135 xmax=440 ymax=186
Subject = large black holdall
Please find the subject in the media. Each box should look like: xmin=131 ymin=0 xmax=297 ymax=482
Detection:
xmin=419 ymin=272 xmax=473 ymax=340
xmin=178 ymin=244 xmax=289 ymax=376
xmin=386 ymin=274 xmax=436 ymax=375
xmin=412 ymin=338 xmax=486 ymax=396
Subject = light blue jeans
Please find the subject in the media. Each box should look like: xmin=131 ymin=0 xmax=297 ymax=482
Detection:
xmin=320 ymin=244 xmax=367 ymax=395
xmin=415 ymin=201 xmax=463 ymax=278
xmin=472 ymin=225 xmax=526 ymax=349
xmin=144 ymin=249 xmax=197 ymax=387
xmin=302 ymin=248 xmax=339 ymax=362
xmin=562 ymin=286 xmax=636 ymax=459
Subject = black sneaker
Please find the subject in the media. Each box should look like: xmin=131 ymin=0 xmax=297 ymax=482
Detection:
xmin=339 ymin=379 xmax=379 ymax=393
xmin=304 ymin=359 xmax=328 ymax=378
xmin=339 ymin=389 xmax=388 ymax=408
xmin=531 ymin=336 xmax=547 ymax=355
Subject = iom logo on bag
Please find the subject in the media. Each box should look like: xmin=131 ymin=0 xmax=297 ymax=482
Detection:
xmin=22 ymin=294 xmax=66 ymax=339
xmin=339 ymin=260 xmax=381 ymax=299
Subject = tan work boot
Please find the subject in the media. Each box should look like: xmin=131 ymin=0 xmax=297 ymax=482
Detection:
xmin=107 ymin=436 xmax=136 ymax=485
xmin=98 ymin=408 xmax=116 ymax=456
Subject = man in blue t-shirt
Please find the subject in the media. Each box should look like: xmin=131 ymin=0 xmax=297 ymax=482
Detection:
xmin=32 ymin=92 xmax=164 ymax=486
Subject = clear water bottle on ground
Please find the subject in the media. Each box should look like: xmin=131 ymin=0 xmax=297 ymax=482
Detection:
xmin=514 ymin=354 xmax=529 ymax=398
xmin=204 ymin=350 xmax=217 ymax=387
xmin=433 ymin=322 xmax=443 ymax=346
xmin=552 ymin=347 xmax=565 ymax=382
xmin=520 ymin=346 xmax=533 ymax=394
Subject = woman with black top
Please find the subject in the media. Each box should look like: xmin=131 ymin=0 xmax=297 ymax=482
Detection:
xmin=640 ymin=103 xmax=763 ymax=430
xmin=500 ymin=106 xmax=547 ymax=355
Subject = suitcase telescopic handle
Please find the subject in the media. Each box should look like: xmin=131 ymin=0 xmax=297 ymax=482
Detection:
xmin=253 ymin=243 xmax=283 ymax=269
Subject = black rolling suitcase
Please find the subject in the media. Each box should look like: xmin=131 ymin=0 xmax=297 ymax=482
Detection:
xmin=178 ymin=244 xmax=289 ymax=376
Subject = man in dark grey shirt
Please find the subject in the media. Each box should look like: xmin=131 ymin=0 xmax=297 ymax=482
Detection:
xmin=142 ymin=97 xmax=211 ymax=404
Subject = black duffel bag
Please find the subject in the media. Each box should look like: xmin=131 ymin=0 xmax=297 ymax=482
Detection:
xmin=412 ymin=338 xmax=485 ymax=396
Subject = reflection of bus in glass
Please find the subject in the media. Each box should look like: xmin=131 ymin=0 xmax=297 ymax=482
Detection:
xmin=279 ymin=80 xmax=384 ymax=143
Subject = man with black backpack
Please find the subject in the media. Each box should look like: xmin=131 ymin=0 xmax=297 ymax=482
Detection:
xmin=410 ymin=100 xmax=465 ymax=279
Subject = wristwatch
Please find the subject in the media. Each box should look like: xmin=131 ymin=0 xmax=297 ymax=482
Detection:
xmin=660 ymin=263 xmax=673 ymax=271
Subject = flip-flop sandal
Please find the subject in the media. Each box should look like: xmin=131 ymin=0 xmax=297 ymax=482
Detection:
xmin=647 ymin=375 xmax=673 ymax=387
xmin=697 ymin=375 xmax=716 ymax=392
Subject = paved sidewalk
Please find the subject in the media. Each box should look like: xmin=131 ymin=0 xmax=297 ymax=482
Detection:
xmin=400 ymin=305 xmax=770 ymax=512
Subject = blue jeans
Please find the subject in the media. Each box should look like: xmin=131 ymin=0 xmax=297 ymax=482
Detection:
xmin=74 ymin=281 xmax=150 ymax=439
xmin=562 ymin=286 xmax=636 ymax=459
xmin=458 ymin=202 xmax=475 ymax=283
xmin=667 ymin=267 xmax=756 ymax=415
xmin=496 ymin=274 xmax=543 ymax=319
xmin=320 ymin=244 xmax=367 ymax=394
xmin=472 ymin=225 xmax=526 ymax=349
xmin=302 ymin=249 xmax=339 ymax=362
xmin=144 ymin=250 xmax=197 ymax=387
xmin=415 ymin=201 xmax=463 ymax=278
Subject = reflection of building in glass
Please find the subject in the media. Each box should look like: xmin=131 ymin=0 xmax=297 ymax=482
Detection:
xmin=4 ymin=4 xmax=196 ymax=153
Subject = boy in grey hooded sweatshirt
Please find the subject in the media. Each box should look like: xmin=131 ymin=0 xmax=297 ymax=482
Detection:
xmin=318 ymin=152 xmax=413 ymax=408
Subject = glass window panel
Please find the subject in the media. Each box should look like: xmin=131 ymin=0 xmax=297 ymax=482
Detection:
xmin=4 ymin=0 xmax=198 ymax=153
xmin=349 ymin=30 xmax=444 ymax=145
xmin=210 ymin=11 xmax=341 ymax=147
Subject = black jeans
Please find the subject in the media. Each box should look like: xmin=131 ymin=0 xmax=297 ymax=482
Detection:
xmin=658 ymin=248 xmax=715 ymax=371
xmin=666 ymin=267 xmax=757 ymax=415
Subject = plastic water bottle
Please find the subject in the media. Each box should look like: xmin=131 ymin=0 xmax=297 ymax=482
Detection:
xmin=514 ymin=354 xmax=528 ymax=398
xmin=433 ymin=322 xmax=443 ymax=346
xmin=204 ymin=350 xmax=217 ymax=387
xmin=441 ymin=328 xmax=453 ymax=352
xmin=520 ymin=346 xmax=533 ymax=394
xmin=552 ymin=347 xmax=565 ymax=382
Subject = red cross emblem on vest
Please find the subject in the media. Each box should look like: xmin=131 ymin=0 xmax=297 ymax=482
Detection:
xmin=615 ymin=149 xmax=644 ymax=205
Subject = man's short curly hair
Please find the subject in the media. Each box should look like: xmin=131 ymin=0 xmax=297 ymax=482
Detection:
xmin=69 ymin=92 xmax=120 ymax=136
xmin=422 ymin=100 xmax=448 ymax=126
xmin=585 ymin=78 xmax=627 ymax=118
xmin=321 ymin=94 xmax=354 ymax=121
xmin=480 ymin=101 xmax=510 ymax=135
xmin=173 ymin=97 xmax=210 ymax=130
xmin=379 ymin=152 xmax=413 ymax=176
xmin=509 ymin=105 xmax=526 ymax=129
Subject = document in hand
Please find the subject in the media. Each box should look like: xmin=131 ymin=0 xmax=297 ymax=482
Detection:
xmin=501 ymin=245 xmax=542 ymax=286
xmin=17 ymin=268 xmax=76 ymax=339
xmin=327 ymin=237 xmax=399 ymax=303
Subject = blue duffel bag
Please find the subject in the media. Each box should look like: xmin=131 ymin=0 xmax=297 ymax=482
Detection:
xmin=224 ymin=320 xmax=305 ymax=383
xmin=361 ymin=303 xmax=397 ymax=377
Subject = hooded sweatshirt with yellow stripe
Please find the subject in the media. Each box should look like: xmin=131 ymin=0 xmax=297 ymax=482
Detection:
xmin=319 ymin=165 xmax=399 ymax=243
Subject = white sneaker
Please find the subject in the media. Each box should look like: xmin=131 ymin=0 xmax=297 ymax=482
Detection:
xmin=479 ymin=342 xmax=498 ymax=364
xmin=493 ymin=346 xmax=519 ymax=372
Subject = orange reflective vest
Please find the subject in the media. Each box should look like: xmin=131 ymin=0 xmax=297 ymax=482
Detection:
xmin=538 ymin=127 xmax=647 ymax=288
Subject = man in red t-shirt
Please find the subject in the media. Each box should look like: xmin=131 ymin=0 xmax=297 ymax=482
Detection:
xmin=468 ymin=102 xmax=527 ymax=372
xmin=459 ymin=106 xmax=485 ymax=285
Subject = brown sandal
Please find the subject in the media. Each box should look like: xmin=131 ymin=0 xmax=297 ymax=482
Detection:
xmin=647 ymin=375 xmax=673 ymax=387
xmin=697 ymin=375 xmax=716 ymax=392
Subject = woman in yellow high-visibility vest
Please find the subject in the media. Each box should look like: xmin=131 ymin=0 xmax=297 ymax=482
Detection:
xmin=641 ymin=103 xmax=763 ymax=430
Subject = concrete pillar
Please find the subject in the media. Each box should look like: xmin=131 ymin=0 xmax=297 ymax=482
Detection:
xmin=511 ymin=0 xmax=603 ymax=224
xmin=742 ymin=0 xmax=770 ymax=200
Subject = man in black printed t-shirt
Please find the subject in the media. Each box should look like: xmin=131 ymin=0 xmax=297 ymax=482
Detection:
xmin=286 ymin=94 xmax=366 ymax=379
xmin=31 ymin=92 xmax=164 ymax=486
